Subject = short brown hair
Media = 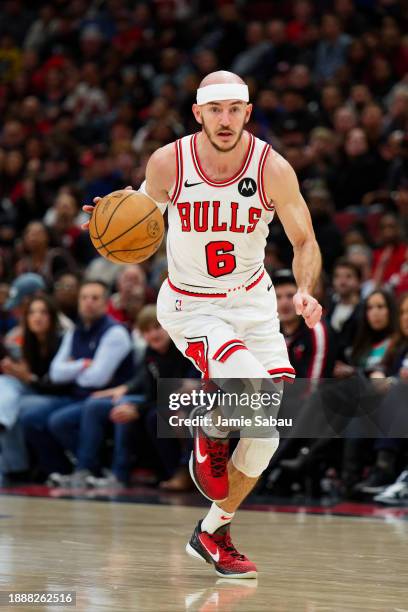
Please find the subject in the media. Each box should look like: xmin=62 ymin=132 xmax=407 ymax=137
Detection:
xmin=137 ymin=304 xmax=160 ymax=332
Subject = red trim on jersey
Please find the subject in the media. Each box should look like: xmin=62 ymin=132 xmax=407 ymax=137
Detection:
xmin=191 ymin=132 xmax=255 ymax=187
xmin=258 ymin=144 xmax=275 ymax=211
xmin=169 ymin=141 xmax=178 ymax=202
xmin=167 ymin=277 xmax=227 ymax=298
xmin=170 ymin=139 xmax=184 ymax=205
xmin=213 ymin=338 xmax=246 ymax=361
xmin=245 ymin=269 xmax=264 ymax=291
xmin=167 ymin=267 xmax=265 ymax=299
xmin=268 ymin=367 xmax=296 ymax=383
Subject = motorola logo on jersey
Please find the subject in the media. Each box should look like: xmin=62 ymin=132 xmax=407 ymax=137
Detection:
xmin=238 ymin=178 xmax=257 ymax=197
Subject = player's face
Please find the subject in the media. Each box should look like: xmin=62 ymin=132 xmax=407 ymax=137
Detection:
xmin=276 ymin=284 xmax=298 ymax=324
xmin=194 ymin=100 xmax=252 ymax=152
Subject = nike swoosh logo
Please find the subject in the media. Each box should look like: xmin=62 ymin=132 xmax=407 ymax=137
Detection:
xmin=267 ymin=284 xmax=273 ymax=291
xmin=184 ymin=180 xmax=204 ymax=188
xmin=220 ymin=515 xmax=231 ymax=520
xmin=195 ymin=436 xmax=208 ymax=463
xmin=202 ymin=541 xmax=220 ymax=562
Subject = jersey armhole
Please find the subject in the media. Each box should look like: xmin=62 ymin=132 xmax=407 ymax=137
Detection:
xmin=258 ymin=144 xmax=275 ymax=212
xmin=169 ymin=139 xmax=184 ymax=205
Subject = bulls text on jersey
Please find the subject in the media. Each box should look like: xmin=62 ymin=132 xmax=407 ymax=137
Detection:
xmin=176 ymin=201 xmax=262 ymax=234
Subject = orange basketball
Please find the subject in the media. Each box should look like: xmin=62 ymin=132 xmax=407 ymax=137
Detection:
xmin=89 ymin=190 xmax=164 ymax=264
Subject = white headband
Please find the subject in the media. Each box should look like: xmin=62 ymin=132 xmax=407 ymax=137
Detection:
xmin=196 ymin=83 xmax=249 ymax=105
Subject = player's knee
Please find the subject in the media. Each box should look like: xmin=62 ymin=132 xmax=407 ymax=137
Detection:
xmin=231 ymin=436 xmax=279 ymax=478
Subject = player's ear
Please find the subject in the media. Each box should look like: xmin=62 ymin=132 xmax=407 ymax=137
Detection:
xmin=192 ymin=104 xmax=203 ymax=125
xmin=244 ymin=103 xmax=253 ymax=124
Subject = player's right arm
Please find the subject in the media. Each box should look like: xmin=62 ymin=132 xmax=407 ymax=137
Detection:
xmin=81 ymin=142 xmax=177 ymax=229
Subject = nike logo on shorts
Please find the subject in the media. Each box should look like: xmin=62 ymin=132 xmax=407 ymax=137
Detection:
xmin=267 ymin=284 xmax=273 ymax=291
xmin=184 ymin=180 xmax=204 ymax=188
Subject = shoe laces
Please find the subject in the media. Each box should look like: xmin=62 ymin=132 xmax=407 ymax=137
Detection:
xmin=213 ymin=529 xmax=246 ymax=561
xmin=207 ymin=439 xmax=229 ymax=478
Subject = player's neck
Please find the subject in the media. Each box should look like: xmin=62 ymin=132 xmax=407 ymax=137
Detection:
xmin=196 ymin=131 xmax=250 ymax=181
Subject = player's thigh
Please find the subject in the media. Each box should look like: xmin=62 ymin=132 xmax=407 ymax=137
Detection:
xmin=157 ymin=280 xmax=242 ymax=377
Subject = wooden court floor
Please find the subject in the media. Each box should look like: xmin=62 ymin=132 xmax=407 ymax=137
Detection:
xmin=0 ymin=496 xmax=407 ymax=611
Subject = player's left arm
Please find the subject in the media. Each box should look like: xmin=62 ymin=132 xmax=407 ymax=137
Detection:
xmin=264 ymin=150 xmax=322 ymax=329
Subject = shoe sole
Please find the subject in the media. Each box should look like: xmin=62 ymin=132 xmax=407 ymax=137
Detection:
xmin=189 ymin=452 xmax=228 ymax=503
xmin=185 ymin=543 xmax=257 ymax=579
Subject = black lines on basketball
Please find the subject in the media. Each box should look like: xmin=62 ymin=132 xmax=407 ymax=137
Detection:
xmin=89 ymin=191 xmax=134 ymax=241
xmin=95 ymin=205 xmax=158 ymax=250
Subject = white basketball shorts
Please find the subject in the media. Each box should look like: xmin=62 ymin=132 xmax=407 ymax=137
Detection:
xmin=156 ymin=270 xmax=295 ymax=382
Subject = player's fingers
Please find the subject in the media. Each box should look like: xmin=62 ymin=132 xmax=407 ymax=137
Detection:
xmin=293 ymin=293 xmax=304 ymax=315
xmin=305 ymin=304 xmax=322 ymax=328
xmin=82 ymin=205 xmax=94 ymax=213
xmin=93 ymin=196 xmax=101 ymax=204
xmin=302 ymin=297 xmax=318 ymax=319
xmin=81 ymin=221 xmax=90 ymax=230
xmin=125 ymin=185 xmax=133 ymax=190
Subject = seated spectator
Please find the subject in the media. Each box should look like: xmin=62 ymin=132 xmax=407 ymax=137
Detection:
xmin=326 ymin=259 xmax=362 ymax=356
xmin=19 ymin=280 xmax=133 ymax=477
xmin=107 ymin=264 xmax=146 ymax=327
xmin=49 ymin=305 xmax=196 ymax=490
xmin=371 ymin=212 xmax=407 ymax=285
xmin=334 ymin=289 xmax=398 ymax=494
xmin=374 ymin=294 xmax=408 ymax=506
xmin=274 ymin=269 xmax=336 ymax=379
xmin=14 ymin=221 xmax=77 ymax=284
xmin=363 ymin=293 xmax=408 ymax=504
xmin=3 ymin=273 xmax=47 ymax=360
xmin=0 ymin=296 xmax=69 ymax=481
xmin=52 ymin=272 xmax=80 ymax=323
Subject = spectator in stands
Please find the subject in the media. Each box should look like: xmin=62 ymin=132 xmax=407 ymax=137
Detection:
xmin=327 ymin=259 xmax=362 ymax=355
xmin=107 ymin=264 xmax=146 ymax=327
xmin=314 ymin=14 xmax=351 ymax=83
xmin=0 ymin=296 xmax=69 ymax=481
xmin=373 ymin=293 xmax=408 ymax=504
xmin=335 ymin=289 xmax=398 ymax=493
xmin=15 ymin=221 xmax=77 ymax=283
xmin=57 ymin=305 xmax=197 ymax=490
xmin=52 ymin=272 xmax=80 ymax=323
xmin=3 ymin=273 xmax=47 ymax=359
xmin=372 ymin=212 xmax=407 ymax=285
xmin=274 ymin=269 xmax=335 ymax=379
xmin=19 ymin=280 xmax=133 ymax=477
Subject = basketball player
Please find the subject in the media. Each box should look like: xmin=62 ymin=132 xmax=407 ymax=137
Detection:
xmin=83 ymin=71 xmax=322 ymax=579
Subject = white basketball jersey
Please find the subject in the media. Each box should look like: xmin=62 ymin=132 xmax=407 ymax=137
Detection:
xmin=166 ymin=132 xmax=275 ymax=293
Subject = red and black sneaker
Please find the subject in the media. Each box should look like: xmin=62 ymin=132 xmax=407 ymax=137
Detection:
xmin=186 ymin=520 xmax=258 ymax=579
xmin=189 ymin=407 xmax=229 ymax=502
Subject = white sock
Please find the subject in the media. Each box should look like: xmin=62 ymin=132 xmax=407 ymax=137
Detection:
xmin=201 ymin=502 xmax=235 ymax=534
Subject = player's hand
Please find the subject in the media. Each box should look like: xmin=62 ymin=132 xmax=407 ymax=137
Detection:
xmin=293 ymin=291 xmax=322 ymax=328
xmin=81 ymin=185 xmax=133 ymax=230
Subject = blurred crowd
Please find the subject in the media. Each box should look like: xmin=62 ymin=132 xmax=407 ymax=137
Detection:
xmin=0 ymin=0 xmax=407 ymax=503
